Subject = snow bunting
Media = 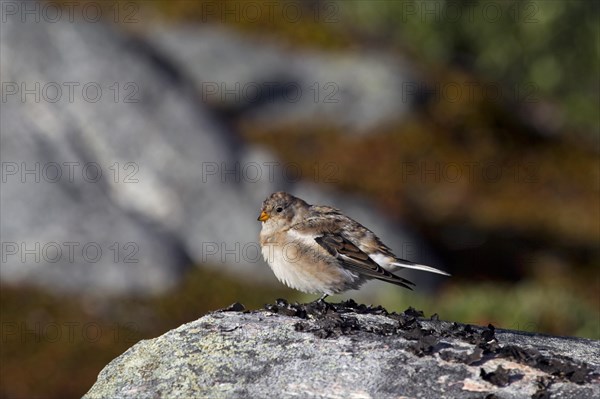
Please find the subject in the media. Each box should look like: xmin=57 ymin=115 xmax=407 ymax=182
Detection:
xmin=258 ymin=192 xmax=450 ymax=301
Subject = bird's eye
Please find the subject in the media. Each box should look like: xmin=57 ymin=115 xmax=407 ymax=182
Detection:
xmin=276 ymin=207 xmax=283 ymax=213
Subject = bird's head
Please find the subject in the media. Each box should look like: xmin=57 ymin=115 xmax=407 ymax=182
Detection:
xmin=257 ymin=191 xmax=308 ymax=226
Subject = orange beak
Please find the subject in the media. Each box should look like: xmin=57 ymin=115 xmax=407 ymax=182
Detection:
xmin=257 ymin=211 xmax=270 ymax=222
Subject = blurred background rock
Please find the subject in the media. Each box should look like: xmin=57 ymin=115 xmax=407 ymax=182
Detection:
xmin=0 ymin=0 xmax=598 ymax=398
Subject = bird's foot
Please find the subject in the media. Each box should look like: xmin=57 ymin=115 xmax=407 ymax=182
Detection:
xmin=315 ymin=294 xmax=329 ymax=303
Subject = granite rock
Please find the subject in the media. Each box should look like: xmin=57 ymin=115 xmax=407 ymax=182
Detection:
xmin=84 ymin=300 xmax=600 ymax=398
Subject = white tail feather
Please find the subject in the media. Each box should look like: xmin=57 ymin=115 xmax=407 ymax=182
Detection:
xmin=391 ymin=262 xmax=451 ymax=276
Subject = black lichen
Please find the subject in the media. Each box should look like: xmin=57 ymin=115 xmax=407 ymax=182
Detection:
xmin=261 ymin=298 xmax=595 ymax=388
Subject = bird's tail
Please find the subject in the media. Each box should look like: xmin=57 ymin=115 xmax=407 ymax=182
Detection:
xmin=391 ymin=261 xmax=451 ymax=276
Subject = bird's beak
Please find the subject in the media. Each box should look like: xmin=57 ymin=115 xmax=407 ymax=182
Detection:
xmin=257 ymin=211 xmax=270 ymax=222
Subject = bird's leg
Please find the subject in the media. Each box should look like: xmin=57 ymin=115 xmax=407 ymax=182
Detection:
xmin=316 ymin=294 xmax=329 ymax=303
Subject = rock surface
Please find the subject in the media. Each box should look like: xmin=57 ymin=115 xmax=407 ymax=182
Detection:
xmin=146 ymin=25 xmax=416 ymax=132
xmin=84 ymin=300 xmax=600 ymax=398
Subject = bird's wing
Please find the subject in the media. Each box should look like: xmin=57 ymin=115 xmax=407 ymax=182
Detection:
xmin=314 ymin=233 xmax=415 ymax=290
xmin=301 ymin=209 xmax=450 ymax=277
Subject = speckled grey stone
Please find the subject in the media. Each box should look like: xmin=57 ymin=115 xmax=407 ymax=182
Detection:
xmin=84 ymin=304 xmax=600 ymax=399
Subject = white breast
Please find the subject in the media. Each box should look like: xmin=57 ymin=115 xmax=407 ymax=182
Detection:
xmin=261 ymin=242 xmax=317 ymax=291
xmin=259 ymin=225 xmax=360 ymax=294
xmin=261 ymin=239 xmax=356 ymax=295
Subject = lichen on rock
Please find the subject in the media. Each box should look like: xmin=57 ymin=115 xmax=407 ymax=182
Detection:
xmin=84 ymin=300 xmax=600 ymax=399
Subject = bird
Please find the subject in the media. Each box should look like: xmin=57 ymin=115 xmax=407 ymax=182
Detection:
xmin=257 ymin=191 xmax=450 ymax=301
